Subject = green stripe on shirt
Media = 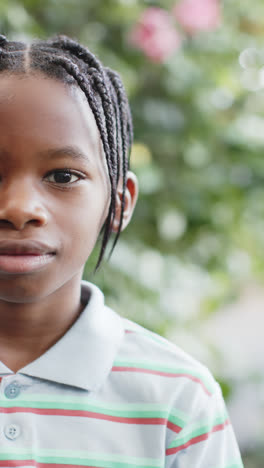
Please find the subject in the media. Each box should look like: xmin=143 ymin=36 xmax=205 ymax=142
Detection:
xmin=0 ymin=450 xmax=163 ymax=468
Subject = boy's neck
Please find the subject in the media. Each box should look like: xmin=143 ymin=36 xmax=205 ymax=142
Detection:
xmin=0 ymin=274 xmax=85 ymax=373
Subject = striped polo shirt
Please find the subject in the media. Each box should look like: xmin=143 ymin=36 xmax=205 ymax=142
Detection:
xmin=0 ymin=280 xmax=244 ymax=468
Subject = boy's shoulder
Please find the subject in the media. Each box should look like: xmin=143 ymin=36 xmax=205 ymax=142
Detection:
xmin=113 ymin=313 xmax=220 ymax=399
xmin=83 ymin=280 xmax=220 ymax=399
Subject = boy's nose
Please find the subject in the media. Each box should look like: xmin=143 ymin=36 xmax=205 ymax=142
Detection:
xmin=0 ymin=181 xmax=48 ymax=230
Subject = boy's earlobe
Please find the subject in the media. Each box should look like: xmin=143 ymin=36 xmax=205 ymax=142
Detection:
xmin=111 ymin=171 xmax=138 ymax=233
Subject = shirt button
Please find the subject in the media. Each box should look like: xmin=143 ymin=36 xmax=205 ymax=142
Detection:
xmin=4 ymin=382 xmax=21 ymax=399
xmin=4 ymin=424 xmax=21 ymax=440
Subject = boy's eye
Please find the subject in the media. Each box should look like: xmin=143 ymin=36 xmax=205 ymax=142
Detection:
xmin=45 ymin=169 xmax=84 ymax=185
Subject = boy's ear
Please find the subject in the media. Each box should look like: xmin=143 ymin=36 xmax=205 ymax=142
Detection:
xmin=111 ymin=171 xmax=138 ymax=233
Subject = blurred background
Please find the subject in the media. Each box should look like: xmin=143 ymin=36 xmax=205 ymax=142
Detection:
xmin=1 ymin=0 xmax=264 ymax=465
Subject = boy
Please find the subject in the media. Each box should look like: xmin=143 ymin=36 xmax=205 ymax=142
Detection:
xmin=0 ymin=34 xmax=244 ymax=467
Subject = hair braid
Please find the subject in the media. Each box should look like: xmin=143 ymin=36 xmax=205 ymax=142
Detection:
xmin=105 ymin=68 xmax=134 ymax=252
xmin=88 ymin=70 xmax=118 ymax=182
xmin=50 ymin=35 xmax=103 ymax=72
xmin=107 ymin=78 xmax=122 ymax=185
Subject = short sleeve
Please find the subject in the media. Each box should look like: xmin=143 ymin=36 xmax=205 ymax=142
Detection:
xmin=165 ymin=382 xmax=244 ymax=468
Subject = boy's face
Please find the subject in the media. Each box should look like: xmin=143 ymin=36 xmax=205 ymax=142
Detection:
xmin=0 ymin=73 xmax=133 ymax=302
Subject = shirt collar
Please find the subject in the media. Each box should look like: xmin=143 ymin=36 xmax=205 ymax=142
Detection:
xmin=6 ymin=280 xmax=124 ymax=391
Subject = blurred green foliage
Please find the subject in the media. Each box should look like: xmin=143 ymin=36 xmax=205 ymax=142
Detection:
xmin=1 ymin=0 xmax=264 ymax=463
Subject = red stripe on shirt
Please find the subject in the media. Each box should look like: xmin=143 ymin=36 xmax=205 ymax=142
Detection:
xmin=112 ymin=366 xmax=212 ymax=396
xmin=166 ymin=419 xmax=230 ymax=456
xmin=0 ymin=462 xmax=100 ymax=468
xmin=167 ymin=420 xmax=182 ymax=433
xmin=0 ymin=405 xmax=181 ymax=434
xmin=0 ymin=406 xmax=170 ymax=427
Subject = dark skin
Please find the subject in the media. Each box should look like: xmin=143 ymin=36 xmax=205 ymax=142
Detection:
xmin=0 ymin=74 xmax=138 ymax=373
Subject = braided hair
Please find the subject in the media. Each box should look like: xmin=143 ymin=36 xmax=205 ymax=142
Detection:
xmin=0 ymin=34 xmax=133 ymax=270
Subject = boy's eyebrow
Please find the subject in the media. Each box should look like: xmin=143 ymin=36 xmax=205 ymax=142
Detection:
xmin=38 ymin=146 xmax=91 ymax=164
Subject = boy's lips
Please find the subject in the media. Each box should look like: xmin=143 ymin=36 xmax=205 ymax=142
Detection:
xmin=0 ymin=240 xmax=57 ymax=273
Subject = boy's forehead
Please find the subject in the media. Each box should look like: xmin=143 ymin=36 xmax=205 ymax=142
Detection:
xmin=0 ymin=73 xmax=105 ymax=164
xmin=0 ymin=73 xmax=89 ymax=118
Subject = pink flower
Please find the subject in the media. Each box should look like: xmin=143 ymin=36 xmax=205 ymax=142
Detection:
xmin=129 ymin=7 xmax=182 ymax=63
xmin=173 ymin=0 xmax=221 ymax=35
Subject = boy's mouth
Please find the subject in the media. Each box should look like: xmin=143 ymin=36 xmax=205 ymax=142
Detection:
xmin=0 ymin=240 xmax=56 ymax=273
